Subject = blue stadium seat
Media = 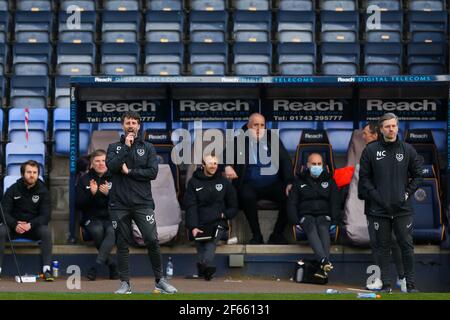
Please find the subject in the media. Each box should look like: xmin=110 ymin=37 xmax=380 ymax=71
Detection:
xmin=278 ymin=122 xmax=319 ymax=153
xmin=10 ymin=76 xmax=49 ymax=108
xmin=407 ymin=42 xmax=447 ymax=75
xmin=101 ymin=43 xmax=140 ymax=75
xmin=189 ymin=11 xmax=228 ymax=43
xmin=104 ymin=0 xmax=140 ymax=10
xmin=0 ymin=11 xmax=9 ymax=43
xmin=320 ymin=11 xmax=359 ymax=42
xmin=191 ymin=0 xmax=226 ymax=11
xmin=364 ymin=42 xmax=403 ymax=75
xmin=57 ymin=42 xmax=96 ymax=75
xmin=55 ymin=76 xmax=70 ymax=108
xmin=364 ymin=0 xmax=402 ymax=10
xmin=407 ymin=122 xmax=447 ymax=152
xmin=144 ymin=42 xmax=184 ymax=75
xmin=13 ymin=43 xmax=52 ymax=76
xmin=14 ymin=11 xmax=53 ymax=43
xmin=233 ymin=42 xmax=272 ymax=75
xmin=410 ymin=165 xmax=444 ymax=243
xmin=319 ymin=0 xmax=358 ymax=10
xmin=58 ymin=11 xmax=96 ymax=44
xmin=8 ymin=108 xmax=48 ymax=143
xmin=6 ymin=142 xmax=45 ymax=175
xmin=4 ymin=176 xmax=22 ymax=194
xmin=277 ymin=42 xmax=316 ymax=75
xmin=102 ymin=11 xmax=141 ymax=43
xmin=53 ymin=108 xmax=92 ymax=155
xmin=145 ymin=10 xmax=184 ymax=43
xmin=189 ymin=42 xmax=228 ymax=75
xmin=408 ymin=11 xmax=448 ymax=43
xmin=60 ymin=0 xmax=96 ymax=11
xmin=0 ymin=1 xmax=7 ymax=11
xmin=0 ymin=75 xmax=5 ymax=99
xmin=294 ymin=129 xmax=335 ymax=175
xmin=16 ymin=0 xmax=53 ymax=11
xmin=323 ymin=121 xmax=353 ymax=154
xmin=233 ymin=0 xmax=270 ymax=10
xmin=0 ymin=43 xmax=7 ymax=74
xmin=321 ymin=43 xmax=360 ymax=75
xmin=408 ymin=0 xmax=446 ymax=11
xmin=365 ymin=11 xmax=403 ymax=42
xmin=146 ymin=0 xmax=183 ymax=11
xmin=277 ymin=11 xmax=315 ymax=43
xmin=233 ymin=11 xmax=272 ymax=42
xmin=142 ymin=122 xmax=167 ymax=132
xmin=279 ymin=0 xmax=314 ymax=10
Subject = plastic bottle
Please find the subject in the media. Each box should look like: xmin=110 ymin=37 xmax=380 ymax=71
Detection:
xmin=326 ymin=289 xmax=339 ymax=294
xmin=166 ymin=257 xmax=173 ymax=279
xmin=357 ymin=292 xmax=381 ymax=299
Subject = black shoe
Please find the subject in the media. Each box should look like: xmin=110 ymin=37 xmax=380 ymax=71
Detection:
xmin=248 ymin=235 xmax=264 ymax=244
xmin=268 ymin=233 xmax=288 ymax=245
xmin=43 ymin=270 xmax=54 ymax=282
xmin=108 ymin=263 xmax=119 ymax=280
xmin=380 ymin=285 xmax=392 ymax=293
xmin=87 ymin=267 xmax=97 ymax=281
xmin=314 ymin=268 xmax=328 ymax=279
xmin=204 ymin=266 xmax=216 ymax=281
xmin=406 ymin=283 xmax=420 ymax=293
xmin=197 ymin=262 xmax=206 ymax=278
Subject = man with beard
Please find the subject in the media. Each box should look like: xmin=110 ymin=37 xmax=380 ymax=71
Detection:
xmin=0 ymin=160 xmax=53 ymax=281
xmin=76 ymin=149 xmax=119 ymax=281
xmin=106 ymin=111 xmax=177 ymax=294
xmin=184 ymin=154 xmax=238 ymax=281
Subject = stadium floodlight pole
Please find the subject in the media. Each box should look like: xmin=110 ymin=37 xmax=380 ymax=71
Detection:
xmin=0 ymin=202 xmax=23 ymax=283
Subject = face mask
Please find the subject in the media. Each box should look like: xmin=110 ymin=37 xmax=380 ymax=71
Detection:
xmin=310 ymin=165 xmax=323 ymax=178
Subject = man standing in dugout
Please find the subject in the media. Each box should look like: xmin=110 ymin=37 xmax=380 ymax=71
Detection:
xmin=106 ymin=111 xmax=177 ymax=294
xmin=359 ymin=112 xmax=423 ymax=293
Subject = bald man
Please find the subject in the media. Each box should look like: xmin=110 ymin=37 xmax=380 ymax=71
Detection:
xmin=287 ymin=153 xmax=341 ymax=279
xmin=223 ymin=113 xmax=294 ymax=244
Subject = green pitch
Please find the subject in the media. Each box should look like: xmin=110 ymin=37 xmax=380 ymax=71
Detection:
xmin=0 ymin=292 xmax=450 ymax=300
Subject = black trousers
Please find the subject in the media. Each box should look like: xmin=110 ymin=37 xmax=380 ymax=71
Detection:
xmin=195 ymin=229 xmax=226 ymax=267
xmin=110 ymin=207 xmax=162 ymax=282
xmin=300 ymin=215 xmax=331 ymax=261
xmin=83 ymin=218 xmax=115 ymax=266
xmin=367 ymin=215 xmax=405 ymax=279
xmin=239 ymin=180 xmax=287 ymax=237
xmin=370 ymin=215 xmax=415 ymax=286
xmin=0 ymin=223 xmax=52 ymax=269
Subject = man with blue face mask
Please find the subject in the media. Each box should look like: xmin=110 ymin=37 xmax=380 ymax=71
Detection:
xmin=287 ymin=153 xmax=341 ymax=279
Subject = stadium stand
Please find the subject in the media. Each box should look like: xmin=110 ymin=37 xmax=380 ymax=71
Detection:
xmin=277 ymin=42 xmax=316 ymax=75
xmin=57 ymin=42 xmax=96 ymax=76
xmin=10 ymin=75 xmax=49 ymax=108
xmin=233 ymin=10 xmax=272 ymax=42
xmin=60 ymin=0 xmax=96 ymax=11
xmin=58 ymin=11 xmax=96 ymax=44
xmin=320 ymin=11 xmax=359 ymax=43
xmin=0 ymin=11 xmax=9 ymax=43
xmin=8 ymin=108 xmax=48 ymax=143
xmin=145 ymin=10 xmax=184 ymax=43
xmin=13 ymin=43 xmax=52 ymax=76
xmin=14 ymin=11 xmax=53 ymax=43
xmin=144 ymin=42 xmax=184 ymax=75
xmin=278 ymin=0 xmax=314 ymax=10
xmin=233 ymin=42 xmax=272 ymax=75
xmin=364 ymin=42 xmax=403 ymax=75
xmin=320 ymin=42 xmax=360 ymax=75
xmin=190 ymin=0 xmax=226 ymax=11
xmin=189 ymin=10 xmax=228 ymax=43
xmin=277 ymin=10 xmax=316 ymax=43
xmin=100 ymin=42 xmax=140 ymax=75
xmin=364 ymin=11 xmax=403 ymax=42
xmin=101 ymin=10 xmax=141 ymax=43
xmin=189 ymin=42 xmax=228 ymax=75
xmin=146 ymin=0 xmax=183 ymax=11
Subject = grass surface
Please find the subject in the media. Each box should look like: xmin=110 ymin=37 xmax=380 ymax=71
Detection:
xmin=0 ymin=292 xmax=449 ymax=300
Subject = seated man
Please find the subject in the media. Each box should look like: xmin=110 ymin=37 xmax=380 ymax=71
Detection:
xmin=76 ymin=149 xmax=119 ymax=281
xmin=287 ymin=153 xmax=341 ymax=279
xmin=223 ymin=113 xmax=294 ymax=244
xmin=0 ymin=160 xmax=53 ymax=280
xmin=184 ymin=154 xmax=238 ymax=281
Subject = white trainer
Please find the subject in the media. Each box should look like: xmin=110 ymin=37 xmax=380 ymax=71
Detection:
xmin=366 ymin=278 xmax=383 ymax=290
xmin=397 ymin=277 xmax=407 ymax=293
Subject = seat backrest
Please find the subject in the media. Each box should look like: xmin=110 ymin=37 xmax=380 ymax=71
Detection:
xmin=191 ymin=0 xmax=226 ymax=11
xmin=10 ymin=75 xmax=49 ymax=108
xmin=365 ymin=0 xmax=401 ymax=10
xmin=17 ymin=0 xmax=53 ymax=11
xmin=233 ymin=0 xmax=270 ymax=10
xmin=6 ymin=142 xmax=46 ymax=175
xmin=104 ymin=0 xmax=140 ymax=11
xmin=60 ymin=0 xmax=96 ymax=11
xmin=14 ymin=11 xmax=53 ymax=43
xmin=408 ymin=0 xmax=445 ymax=11
xmin=294 ymin=129 xmax=335 ymax=175
xmin=146 ymin=0 xmax=183 ymax=11
xmin=87 ymin=130 xmax=121 ymax=154
xmin=320 ymin=0 xmax=358 ymax=11
xmin=279 ymin=0 xmax=314 ymax=11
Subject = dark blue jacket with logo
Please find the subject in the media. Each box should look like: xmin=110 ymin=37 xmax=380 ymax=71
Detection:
xmin=358 ymin=137 xmax=423 ymax=218
xmin=287 ymin=171 xmax=341 ymax=225
xmin=106 ymin=135 xmax=159 ymax=210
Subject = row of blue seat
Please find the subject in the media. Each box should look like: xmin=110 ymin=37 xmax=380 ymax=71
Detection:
xmin=0 ymin=10 xmax=447 ymax=44
xmin=0 ymin=41 xmax=445 ymax=83
xmin=2 ymin=0 xmax=448 ymax=12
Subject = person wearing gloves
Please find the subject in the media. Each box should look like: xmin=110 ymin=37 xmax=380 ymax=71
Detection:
xmin=287 ymin=153 xmax=341 ymax=279
xmin=184 ymin=154 xmax=238 ymax=281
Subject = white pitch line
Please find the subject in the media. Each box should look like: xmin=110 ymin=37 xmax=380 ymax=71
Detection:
xmin=346 ymin=288 xmax=374 ymax=293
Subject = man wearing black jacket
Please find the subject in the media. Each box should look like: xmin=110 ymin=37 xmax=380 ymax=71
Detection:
xmin=76 ymin=149 xmax=118 ymax=281
xmin=0 ymin=160 xmax=53 ymax=280
xmin=184 ymin=154 xmax=238 ymax=281
xmin=287 ymin=153 xmax=341 ymax=279
xmin=106 ymin=111 xmax=177 ymax=294
xmin=223 ymin=113 xmax=294 ymax=244
xmin=359 ymin=113 xmax=423 ymax=293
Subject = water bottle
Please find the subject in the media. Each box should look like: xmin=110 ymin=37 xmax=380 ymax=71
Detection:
xmin=166 ymin=257 xmax=173 ymax=279
xmin=52 ymin=260 xmax=59 ymax=278
xmin=357 ymin=292 xmax=380 ymax=299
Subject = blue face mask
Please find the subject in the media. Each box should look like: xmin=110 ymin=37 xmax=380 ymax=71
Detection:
xmin=310 ymin=165 xmax=323 ymax=178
